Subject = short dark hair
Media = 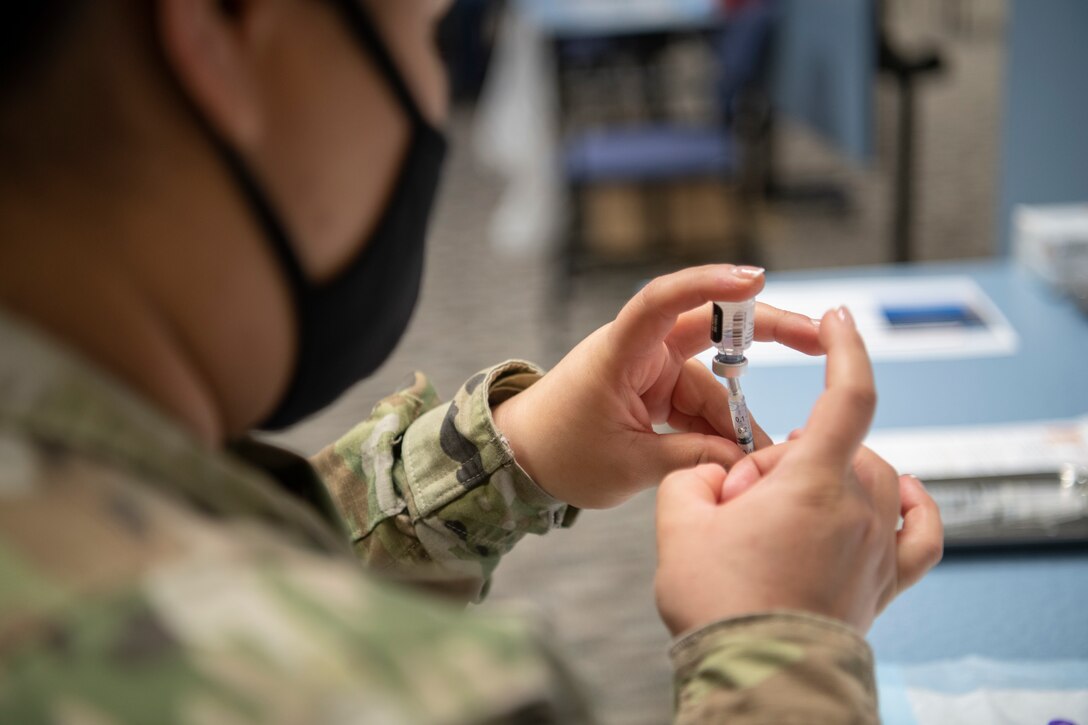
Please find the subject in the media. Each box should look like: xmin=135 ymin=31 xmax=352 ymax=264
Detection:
xmin=1 ymin=2 xmax=82 ymax=94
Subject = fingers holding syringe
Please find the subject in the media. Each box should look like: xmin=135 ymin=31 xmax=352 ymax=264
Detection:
xmin=718 ymin=440 xmax=795 ymax=503
xmin=665 ymin=301 xmax=823 ymax=361
xmin=666 ymin=360 xmax=774 ymax=449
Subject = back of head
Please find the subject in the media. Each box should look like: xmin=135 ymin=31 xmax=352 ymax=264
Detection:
xmin=1 ymin=3 xmax=82 ymax=95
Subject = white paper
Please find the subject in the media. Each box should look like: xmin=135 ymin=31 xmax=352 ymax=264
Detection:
xmin=864 ymin=416 xmax=1088 ymax=480
xmin=697 ymin=276 xmax=1019 ymax=367
xmin=861 ymin=411 xmax=1088 ymax=478
xmin=860 ymin=418 xmax=1088 ymax=533
xmin=906 ymin=688 xmax=1088 ymax=725
xmin=879 ymin=658 xmax=1088 ymax=725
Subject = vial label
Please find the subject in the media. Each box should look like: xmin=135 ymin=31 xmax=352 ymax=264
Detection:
xmin=711 ymin=304 xmax=723 ymax=344
xmin=732 ymin=311 xmax=746 ymax=350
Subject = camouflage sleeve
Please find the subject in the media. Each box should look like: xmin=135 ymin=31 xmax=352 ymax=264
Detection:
xmin=670 ymin=611 xmax=879 ymax=724
xmin=0 ymin=455 xmax=594 ymax=725
xmin=313 ymin=361 xmax=573 ymax=602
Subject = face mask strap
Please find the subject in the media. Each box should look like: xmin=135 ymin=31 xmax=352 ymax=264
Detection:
xmin=215 ymin=1 xmax=433 ymax=298
xmin=327 ymin=0 xmax=430 ymax=126
xmin=150 ymin=3 xmax=311 ymax=298
xmin=214 ymin=137 xmax=311 ymax=295
xmin=158 ymin=1 xmax=436 ymax=300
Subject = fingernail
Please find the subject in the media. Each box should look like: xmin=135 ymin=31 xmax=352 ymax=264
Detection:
xmin=904 ymin=474 xmax=926 ymax=489
xmin=835 ymin=305 xmax=855 ymax=327
xmin=809 ymin=317 xmax=821 ymax=329
xmin=732 ymin=265 xmax=765 ymax=279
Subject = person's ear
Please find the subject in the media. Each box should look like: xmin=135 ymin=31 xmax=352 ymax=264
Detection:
xmin=156 ymin=0 xmax=264 ymax=148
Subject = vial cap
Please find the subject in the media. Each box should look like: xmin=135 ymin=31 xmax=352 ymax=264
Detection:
xmin=712 ymin=355 xmax=748 ymax=378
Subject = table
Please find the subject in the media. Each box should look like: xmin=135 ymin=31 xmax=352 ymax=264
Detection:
xmin=734 ymin=259 xmax=1088 ymax=664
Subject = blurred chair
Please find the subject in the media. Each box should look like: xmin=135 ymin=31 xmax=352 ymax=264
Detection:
xmin=555 ymin=0 xmax=777 ymax=313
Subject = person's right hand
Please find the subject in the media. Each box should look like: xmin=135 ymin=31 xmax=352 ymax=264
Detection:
xmin=654 ymin=306 xmax=944 ymax=637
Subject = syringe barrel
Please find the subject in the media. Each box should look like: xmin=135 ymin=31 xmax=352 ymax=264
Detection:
xmin=710 ymin=298 xmax=755 ymax=359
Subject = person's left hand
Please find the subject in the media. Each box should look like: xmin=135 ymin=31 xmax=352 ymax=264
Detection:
xmin=493 ymin=265 xmax=823 ymax=509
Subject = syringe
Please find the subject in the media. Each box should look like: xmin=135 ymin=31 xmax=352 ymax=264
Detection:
xmin=710 ymin=298 xmax=756 ymax=454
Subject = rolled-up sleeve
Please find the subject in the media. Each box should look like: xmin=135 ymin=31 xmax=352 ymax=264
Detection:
xmin=312 ymin=361 xmax=574 ymax=602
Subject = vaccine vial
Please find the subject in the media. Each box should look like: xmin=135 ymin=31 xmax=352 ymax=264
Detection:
xmin=711 ymin=299 xmax=755 ymax=377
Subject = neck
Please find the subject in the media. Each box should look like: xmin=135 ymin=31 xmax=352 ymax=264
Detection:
xmin=0 ymin=207 xmax=222 ymax=444
xmin=0 ymin=122 xmax=294 ymax=446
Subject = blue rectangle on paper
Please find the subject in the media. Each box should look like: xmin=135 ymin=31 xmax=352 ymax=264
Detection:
xmin=881 ymin=304 xmax=986 ymax=329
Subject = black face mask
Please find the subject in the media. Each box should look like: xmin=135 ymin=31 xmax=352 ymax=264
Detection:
xmin=183 ymin=1 xmax=448 ymax=430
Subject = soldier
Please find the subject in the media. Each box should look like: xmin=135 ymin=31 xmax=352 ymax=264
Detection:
xmin=0 ymin=1 xmax=943 ymax=723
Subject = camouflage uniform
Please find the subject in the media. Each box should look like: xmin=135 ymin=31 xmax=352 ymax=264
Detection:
xmin=0 ymin=309 xmax=878 ymax=724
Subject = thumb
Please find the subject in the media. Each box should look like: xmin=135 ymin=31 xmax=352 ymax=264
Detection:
xmin=657 ymin=463 xmax=728 ymax=537
xmin=719 ymin=440 xmax=796 ymax=503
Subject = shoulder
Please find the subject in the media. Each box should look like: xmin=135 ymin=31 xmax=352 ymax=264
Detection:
xmin=0 ymin=431 xmax=584 ymax=724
